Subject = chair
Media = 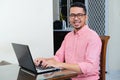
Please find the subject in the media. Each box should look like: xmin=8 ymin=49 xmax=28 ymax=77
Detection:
xmin=99 ymin=36 xmax=110 ymax=80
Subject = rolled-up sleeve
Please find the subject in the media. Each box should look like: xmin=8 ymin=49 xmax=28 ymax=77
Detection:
xmin=78 ymin=36 xmax=102 ymax=75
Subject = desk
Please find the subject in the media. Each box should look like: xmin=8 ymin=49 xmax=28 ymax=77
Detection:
xmin=0 ymin=65 xmax=78 ymax=80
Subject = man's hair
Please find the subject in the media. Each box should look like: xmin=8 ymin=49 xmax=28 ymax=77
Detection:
xmin=70 ymin=2 xmax=87 ymax=14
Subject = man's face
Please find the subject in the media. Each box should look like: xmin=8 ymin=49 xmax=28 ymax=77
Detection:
xmin=69 ymin=7 xmax=87 ymax=31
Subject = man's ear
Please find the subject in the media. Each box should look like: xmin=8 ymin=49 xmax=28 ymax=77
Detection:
xmin=85 ymin=15 xmax=88 ymax=20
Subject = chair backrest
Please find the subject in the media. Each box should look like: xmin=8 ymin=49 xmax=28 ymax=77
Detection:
xmin=99 ymin=36 xmax=110 ymax=80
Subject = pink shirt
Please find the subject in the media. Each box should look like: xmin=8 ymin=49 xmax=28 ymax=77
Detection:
xmin=54 ymin=25 xmax=102 ymax=80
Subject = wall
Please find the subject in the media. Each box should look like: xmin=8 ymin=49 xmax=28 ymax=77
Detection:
xmin=0 ymin=0 xmax=53 ymax=64
xmin=108 ymin=0 xmax=120 ymax=72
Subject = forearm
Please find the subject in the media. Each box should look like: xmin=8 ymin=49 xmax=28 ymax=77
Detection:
xmin=46 ymin=58 xmax=82 ymax=73
xmin=45 ymin=57 xmax=55 ymax=61
xmin=43 ymin=57 xmax=81 ymax=73
xmin=59 ymin=62 xmax=83 ymax=74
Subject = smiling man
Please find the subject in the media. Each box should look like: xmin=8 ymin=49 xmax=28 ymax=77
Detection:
xmin=34 ymin=2 xmax=102 ymax=80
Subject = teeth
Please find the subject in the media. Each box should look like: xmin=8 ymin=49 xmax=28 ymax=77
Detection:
xmin=74 ymin=21 xmax=80 ymax=23
xmin=75 ymin=22 xmax=79 ymax=23
xmin=74 ymin=22 xmax=80 ymax=24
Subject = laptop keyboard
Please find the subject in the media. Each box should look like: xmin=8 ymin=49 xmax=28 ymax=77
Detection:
xmin=36 ymin=66 xmax=60 ymax=73
xmin=36 ymin=66 xmax=54 ymax=70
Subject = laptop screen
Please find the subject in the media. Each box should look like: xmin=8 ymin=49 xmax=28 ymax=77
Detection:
xmin=12 ymin=43 xmax=37 ymax=73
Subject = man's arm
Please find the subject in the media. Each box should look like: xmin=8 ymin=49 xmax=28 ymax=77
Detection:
xmin=45 ymin=58 xmax=83 ymax=74
xmin=34 ymin=57 xmax=82 ymax=73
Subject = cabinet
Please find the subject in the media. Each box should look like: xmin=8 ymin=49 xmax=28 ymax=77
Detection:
xmin=53 ymin=30 xmax=70 ymax=54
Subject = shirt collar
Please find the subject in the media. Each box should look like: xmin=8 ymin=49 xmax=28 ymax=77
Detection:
xmin=72 ymin=25 xmax=89 ymax=36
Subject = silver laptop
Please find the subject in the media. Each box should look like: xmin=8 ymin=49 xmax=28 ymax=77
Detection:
xmin=12 ymin=43 xmax=60 ymax=74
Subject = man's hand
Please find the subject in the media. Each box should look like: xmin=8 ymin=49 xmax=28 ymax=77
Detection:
xmin=34 ymin=57 xmax=62 ymax=68
xmin=45 ymin=59 xmax=61 ymax=68
xmin=34 ymin=57 xmax=47 ymax=67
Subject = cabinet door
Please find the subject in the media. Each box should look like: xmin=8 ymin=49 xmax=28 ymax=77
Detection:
xmin=53 ymin=31 xmax=70 ymax=54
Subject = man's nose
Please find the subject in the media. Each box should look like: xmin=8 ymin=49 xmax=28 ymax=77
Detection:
xmin=74 ymin=16 xmax=79 ymax=20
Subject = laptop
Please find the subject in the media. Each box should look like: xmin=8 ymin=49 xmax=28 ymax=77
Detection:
xmin=17 ymin=69 xmax=37 ymax=80
xmin=12 ymin=43 xmax=60 ymax=74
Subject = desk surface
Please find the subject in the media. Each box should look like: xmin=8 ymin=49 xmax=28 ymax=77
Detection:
xmin=0 ymin=65 xmax=78 ymax=80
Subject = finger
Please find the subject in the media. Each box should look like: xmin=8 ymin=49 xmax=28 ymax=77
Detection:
xmin=38 ymin=61 xmax=43 ymax=66
xmin=34 ymin=59 xmax=42 ymax=66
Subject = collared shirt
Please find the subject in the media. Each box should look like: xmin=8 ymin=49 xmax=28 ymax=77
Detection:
xmin=54 ymin=25 xmax=102 ymax=80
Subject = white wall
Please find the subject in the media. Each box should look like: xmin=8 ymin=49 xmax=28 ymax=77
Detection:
xmin=108 ymin=0 xmax=120 ymax=72
xmin=0 ymin=0 xmax=53 ymax=64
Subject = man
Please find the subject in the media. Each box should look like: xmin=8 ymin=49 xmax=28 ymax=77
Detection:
xmin=34 ymin=2 xmax=102 ymax=80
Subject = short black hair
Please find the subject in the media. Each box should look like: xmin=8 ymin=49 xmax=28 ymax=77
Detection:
xmin=70 ymin=2 xmax=87 ymax=14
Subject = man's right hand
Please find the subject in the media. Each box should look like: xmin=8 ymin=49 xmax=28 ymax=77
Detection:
xmin=34 ymin=57 xmax=47 ymax=68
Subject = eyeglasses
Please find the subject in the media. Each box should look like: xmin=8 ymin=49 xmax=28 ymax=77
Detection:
xmin=69 ymin=13 xmax=86 ymax=19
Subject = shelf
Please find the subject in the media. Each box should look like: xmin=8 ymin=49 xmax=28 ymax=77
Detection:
xmin=54 ymin=27 xmax=73 ymax=31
